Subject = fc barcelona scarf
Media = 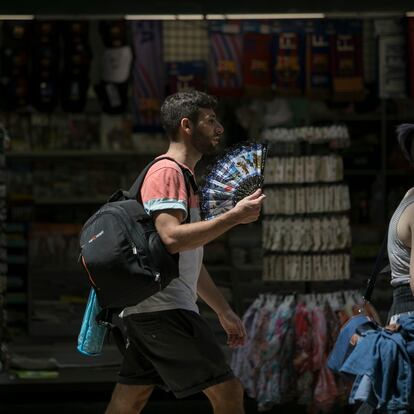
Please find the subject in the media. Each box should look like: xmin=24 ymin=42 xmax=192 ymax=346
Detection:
xmin=208 ymin=21 xmax=243 ymax=97
xmin=330 ymin=20 xmax=364 ymax=101
xmin=271 ymin=21 xmax=306 ymax=96
xmin=306 ymin=21 xmax=333 ymax=99
xmin=131 ymin=21 xmax=164 ymax=130
xmin=242 ymin=31 xmax=272 ymax=96
xmin=166 ymin=61 xmax=207 ymax=94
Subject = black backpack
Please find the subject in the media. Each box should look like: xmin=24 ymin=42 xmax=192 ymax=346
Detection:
xmin=79 ymin=157 xmax=198 ymax=312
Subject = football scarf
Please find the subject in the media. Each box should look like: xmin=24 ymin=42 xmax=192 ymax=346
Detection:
xmin=271 ymin=21 xmax=306 ymax=96
xmin=242 ymin=31 xmax=272 ymax=96
xmin=330 ymin=20 xmax=364 ymax=101
xmin=306 ymin=21 xmax=332 ymax=99
xmin=208 ymin=21 xmax=243 ymax=97
xmin=166 ymin=61 xmax=207 ymax=94
xmin=131 ymin=21 xmax=164 ymax=130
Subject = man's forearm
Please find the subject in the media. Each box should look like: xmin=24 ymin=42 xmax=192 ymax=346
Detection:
xmin=162 ymin=210 xmax=239 ymax=253
xmin=197 ymin=265 xmax=232 ymax=316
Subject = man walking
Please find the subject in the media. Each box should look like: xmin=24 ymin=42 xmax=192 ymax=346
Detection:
xmin=106 ymin=90 xmax=265 ymax=414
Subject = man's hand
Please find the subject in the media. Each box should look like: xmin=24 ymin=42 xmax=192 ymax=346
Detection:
xmin=231 ymin=189 xmax=266 ymax=225
xmin=217 ymin=309 xmax=247 ymax=348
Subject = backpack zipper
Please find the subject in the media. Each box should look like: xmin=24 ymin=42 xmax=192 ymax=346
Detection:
xmin=81 ymin=255 xmax=97 ymax=288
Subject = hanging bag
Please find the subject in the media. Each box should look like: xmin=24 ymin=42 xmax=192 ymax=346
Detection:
xmin=327 ymin=232 xmax=388 ymax=373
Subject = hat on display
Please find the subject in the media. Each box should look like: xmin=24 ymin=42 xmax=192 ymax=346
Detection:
xmin=397 ymin=123 xmax=414 ymax=164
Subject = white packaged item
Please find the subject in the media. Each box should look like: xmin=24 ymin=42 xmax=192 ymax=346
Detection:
xmin=294 ymin=157 xmax=305 ymax=183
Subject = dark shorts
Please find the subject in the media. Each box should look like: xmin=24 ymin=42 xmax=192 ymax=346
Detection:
xmin=117 ymin=308 xmax=235 ymax=398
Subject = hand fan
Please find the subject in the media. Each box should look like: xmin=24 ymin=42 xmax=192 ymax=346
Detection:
xmin=200 ymin=142 xmax=268 ymax=220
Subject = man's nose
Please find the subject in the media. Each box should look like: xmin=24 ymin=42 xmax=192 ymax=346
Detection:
xmin=216 ymin=122 xmax=224 ymax=135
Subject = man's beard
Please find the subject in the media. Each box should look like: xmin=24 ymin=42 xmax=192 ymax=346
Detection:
xmin=191 ymin=129 xmax=218 ymax=155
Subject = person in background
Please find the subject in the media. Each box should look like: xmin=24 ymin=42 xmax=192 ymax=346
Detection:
xmin=105 ymin=90 xmax=266 ymax=414
xmin=387 ymin=124 xmax=414 ymax=324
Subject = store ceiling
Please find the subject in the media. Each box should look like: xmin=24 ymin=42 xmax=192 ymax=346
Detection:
xmin=0 ymin=0 xmax=412 ymax=16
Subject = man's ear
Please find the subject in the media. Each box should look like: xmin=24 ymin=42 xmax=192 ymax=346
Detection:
xmin=180 ymin=118 xmax=192 ymax=136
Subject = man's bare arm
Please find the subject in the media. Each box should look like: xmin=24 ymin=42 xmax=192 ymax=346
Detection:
xmin=154 ymin=189 xmax=265 ymax=254
xmin=197 ymin=264 xmax=232 ymax=316
xmin=197 ymin=264 xmax=246 ymax=347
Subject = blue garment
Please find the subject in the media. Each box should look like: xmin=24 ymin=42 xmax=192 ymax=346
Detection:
xmin=327 ymin=314 xmax=372 ymax=372
xmin=340 ymin=327 xmax=412 ymax=412
xmin=398 ymin=314 xmax=414 ymax=358
xmin=77 ymin=289 xmax=107 ymax=356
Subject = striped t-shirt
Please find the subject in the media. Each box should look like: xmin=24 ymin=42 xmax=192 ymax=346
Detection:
xmin=122 ymin=158 xmax=203 ymax=316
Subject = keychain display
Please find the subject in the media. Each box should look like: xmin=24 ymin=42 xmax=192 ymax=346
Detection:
xmin=262 ymin=216 xmax=351 ymax=252
xmin=263 ymin=253 xmax=350 ymax=281
xmin=262 ymin=126 xmax=351 ymax=281
xmin=262 ymin=125 xmax=350 ymax=146
xmin=263 ymin=184 xmax=350 ymax=215
xmin=264 ymin=155 xmax=343 ymax=183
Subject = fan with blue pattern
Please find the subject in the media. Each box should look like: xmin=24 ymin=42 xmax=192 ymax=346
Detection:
xmin=200 ymin=142 xmax=268 ymax=220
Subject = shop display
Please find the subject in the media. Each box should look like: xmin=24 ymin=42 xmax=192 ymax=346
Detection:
xmin=1 ymin=13 xmax=414 ymax=412
xmin=231 ymin=290 xmax=363 ymax=411
xmin=262 ymin=126 xmax=351 ymax=281
xmin=200 ymin=142 xmax=268 ymax=220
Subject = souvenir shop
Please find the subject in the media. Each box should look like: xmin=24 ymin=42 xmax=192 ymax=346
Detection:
xmin=0 ymin=0 xmax=414 ymax=413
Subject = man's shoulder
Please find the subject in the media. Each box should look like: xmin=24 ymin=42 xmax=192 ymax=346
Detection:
xmin=146 ymin=158 xmax=184 ymax=176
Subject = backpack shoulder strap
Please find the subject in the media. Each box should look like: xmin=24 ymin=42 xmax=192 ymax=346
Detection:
xmin=127 ymin=156 xmax=198 ymax=223
xmin=362 ymin=230 xmax=389 ymax=303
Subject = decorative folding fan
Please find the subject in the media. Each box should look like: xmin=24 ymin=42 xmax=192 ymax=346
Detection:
xmin=200 ymin=142 xmax=268 ymax=220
